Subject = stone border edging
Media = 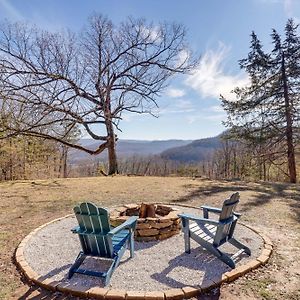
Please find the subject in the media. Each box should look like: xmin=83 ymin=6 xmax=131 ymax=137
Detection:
xmin=15 ymin=204 xmax=273 ymax=300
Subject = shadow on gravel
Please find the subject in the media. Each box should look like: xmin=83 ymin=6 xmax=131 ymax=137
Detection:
xmin=36 ymin=264 xmax=72 ymax=282
xmin=150 ymin=246 xmax=230 ymax=289
xmin=174 ymin=180 xmax=300 ymax=223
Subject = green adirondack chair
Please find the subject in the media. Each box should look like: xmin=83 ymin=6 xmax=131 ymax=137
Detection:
xmin=178 ymin=192 xmax=251 ymax=268
xmin=68 ymin=202 xmax=138 ymax=285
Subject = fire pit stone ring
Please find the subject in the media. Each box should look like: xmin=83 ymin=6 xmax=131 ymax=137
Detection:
xmin=110 ymin=203 xmax=182 ymax=242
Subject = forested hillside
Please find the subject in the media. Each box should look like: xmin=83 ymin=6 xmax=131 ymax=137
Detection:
xmin=70 ymin=139 xmax=192 ymax=162
xmin=160 ymin=136 xmax=222 ymax=162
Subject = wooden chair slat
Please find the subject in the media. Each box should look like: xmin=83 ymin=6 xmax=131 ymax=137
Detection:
xmin=69 ymin=202 xmax=137 ymax=285
xmin=179 ymin=192 xmax=251 ymax=269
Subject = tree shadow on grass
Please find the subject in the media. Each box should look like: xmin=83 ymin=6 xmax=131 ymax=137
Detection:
xmin=17 ymin=286 xmax=77 ymax=299
xmin=174 ymin=180 xmax=300 ymax=223
xmin=30 ymin=180 xmax=63 ymax=188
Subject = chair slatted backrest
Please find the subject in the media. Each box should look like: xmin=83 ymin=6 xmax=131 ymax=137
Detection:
xmin=213 ymin=192 xmax=240 ymax=246
xmin=74 ymin=202 xmax=113 ymax=258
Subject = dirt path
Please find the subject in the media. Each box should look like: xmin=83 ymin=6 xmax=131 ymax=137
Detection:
xmin=0 ymin=176 xmax=299 ymax=299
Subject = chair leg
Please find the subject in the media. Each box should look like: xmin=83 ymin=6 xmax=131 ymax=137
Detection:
xmin=229 ymin=237 xmax=251 ymax=255
xmin=184 ymin=236 xmax=191 ymax=254
xmin=68 ymin=251 xmax=86 ymax=279
xmin=218 ymin=252 xmax=236 ymax=269
xmin=206 ymin=244 xmax=236 ymax=269
xmin=183 ymin=229 xmax=191 ymax=253
xmin=129 ymin=230 xmax=135 ymax=258
xmin=193 ymin=235 xmax=236 ymax=268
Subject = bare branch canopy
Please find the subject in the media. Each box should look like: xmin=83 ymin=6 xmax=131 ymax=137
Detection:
xmin=0 ymin=14 xmax=198 ymax=174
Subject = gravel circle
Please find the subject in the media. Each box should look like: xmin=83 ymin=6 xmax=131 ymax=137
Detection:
xmin=23 ymin=206 xmax=263 ymax=291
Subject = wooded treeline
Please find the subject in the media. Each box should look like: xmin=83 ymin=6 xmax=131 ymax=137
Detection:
xmin=0 ymin=134 xmax=298 ymax=181
xmin=67 ymin=138 xmax=298 ymax=182
xmin=0 ymin=136 xmax=69 ymax=180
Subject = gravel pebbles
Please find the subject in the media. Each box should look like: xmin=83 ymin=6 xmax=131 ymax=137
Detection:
xmin=24 ymin=206 xmax=263 ymax=291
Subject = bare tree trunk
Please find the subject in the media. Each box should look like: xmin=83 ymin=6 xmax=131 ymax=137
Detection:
xmin=282 ymin=54 xmax=297 ymax=183
xmin=106 ymin=121 xmax=118 ymax=175
xmin=59 ymin=145 xmax=68 ymax=178
xmin=9 ymin=138 xmax=13 ymax=180
xmin=23 ymin=139 xmax=26 ymax=179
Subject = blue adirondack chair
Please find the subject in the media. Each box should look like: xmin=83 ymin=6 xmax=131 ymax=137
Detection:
xmin=178 ymin=192 xmax=251 ymax=268
xmin=68 ymin=202 xmax=138 ymax=285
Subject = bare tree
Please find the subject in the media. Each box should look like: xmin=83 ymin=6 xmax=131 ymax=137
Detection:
xmin=0 ymin=15 xmax=197 ymax=174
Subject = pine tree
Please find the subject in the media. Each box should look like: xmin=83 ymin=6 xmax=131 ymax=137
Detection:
xmin=222 ymin=19 xmax=300 ymax=183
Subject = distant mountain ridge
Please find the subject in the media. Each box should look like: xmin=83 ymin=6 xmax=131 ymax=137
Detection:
xmin=70 ymin=139 xmax=193 ymax=162
xmin=161 ymin=136 xmax=222 ymax=163
xmin=70 ymin=135 xmax=223 ymax=163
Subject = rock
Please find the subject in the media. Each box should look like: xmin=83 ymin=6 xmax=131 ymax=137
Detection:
xmin=146 ymin=217 xmax=158 ymax=222
xmin=151 ymin=221 xmax=173 ymax=229
xmin=156 ymin=205 xmax=172 ymax=216
xmin=114 ymin=206 xmax=128 ymax=214
xmin=117 ymin=216 xmax=129 ymax=222
xmin=159 ymin=217 xmax=174 ymax=223
xmin=173 ymin=218 xmax=181 ymax=225
xmin=159 ymin=226 xmax=173 ymax=234
xmin=171 ymin=224 xmax=181 ymax=230
xmin=137 ymin=228 xmax=159 ymax=237
xmin=166 ymin=211 xmax=180 ymax=220
xmin=124 ymin=204 xmax=139 ymax=209
xmin=136 ymin=223 xmax=152 ymax=230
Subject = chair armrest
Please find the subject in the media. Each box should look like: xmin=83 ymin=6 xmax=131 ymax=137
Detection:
xmin=201 ymin=205 xmax=222 ymax=214
xmin=71 ymin=225 xmax=80 ymax=233
xmin=201 ymin=205 xmax=242 ymax=218
xmin=201 ymin=205 xmax=221 ymax=219
xmin=178 ymin=213 xmax=219 ymax=226
xmin=108 ymin=216 xmax=138 ymax=236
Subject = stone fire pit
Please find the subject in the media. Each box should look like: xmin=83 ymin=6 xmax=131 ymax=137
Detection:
xmin=110 ymin=203 xmax=182 ymax=241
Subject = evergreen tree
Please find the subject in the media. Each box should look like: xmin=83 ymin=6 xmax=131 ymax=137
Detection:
xmin=222 ymin=19 xmax=300 ymax=183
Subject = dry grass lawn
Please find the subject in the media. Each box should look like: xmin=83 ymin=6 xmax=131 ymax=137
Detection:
xmin=0 ymin=176 xmax=299 ymax=300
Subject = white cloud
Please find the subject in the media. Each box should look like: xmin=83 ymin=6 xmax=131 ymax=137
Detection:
xmin=153 ymin=98 xmax=195 ymax=115
xmin=186 ymin=115 xmax=198 ymax=124
xmin=204 ymin=114 xmax=226 ymax=121
xmin=185 ymin=43 xmax=249 ymax=100
xmin=207 ymin=105 xmax=224 ymax=113
xmin=284 ymin=0 xmax=293 ymax=14
xmin=283 ymin=0 xmax=300 ymax=21
xmin=0 ymin=0 xmax=23 ymax=20
xmin=175 ymin=99 xmax=193 ymax=109
xmin=140 ymin=25 xmax=162 ymax=42
xmin=258 ymin=0 xmax=299 ymax=21
xmin=186 ymin=104 xmax=227 ymax=124
xmin=163 ymin=108 xmax=195 ymax=114
xmin=186 ymin=111 xmax=226 ymax=124
xmin=176 ymin=49 xmax=190 ymax=67
xmin=165 ymin=88 xmax=186 ymax=98
xmin=155 ymin=107 xmax=195 ymax=116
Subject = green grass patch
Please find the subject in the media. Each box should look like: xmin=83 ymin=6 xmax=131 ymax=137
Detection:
xmin=244 ymin=278 xmax=276 ymax=300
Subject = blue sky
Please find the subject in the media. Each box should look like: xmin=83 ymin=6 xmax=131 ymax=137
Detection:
xmin=1 ymin=0 xmax=300 ymax=140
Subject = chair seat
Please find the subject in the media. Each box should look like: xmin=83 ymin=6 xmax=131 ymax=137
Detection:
xmin=189 ymin=221 xmax=217 ymax=244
